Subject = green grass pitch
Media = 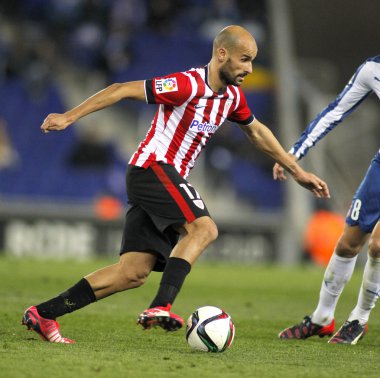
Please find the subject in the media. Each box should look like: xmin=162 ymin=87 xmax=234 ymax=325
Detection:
xmin=1 ymin=255 xmax=379 ymax=378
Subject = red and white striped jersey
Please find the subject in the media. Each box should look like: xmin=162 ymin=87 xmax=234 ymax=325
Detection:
xmin=129 ymin=65 xmax=254 ymax=178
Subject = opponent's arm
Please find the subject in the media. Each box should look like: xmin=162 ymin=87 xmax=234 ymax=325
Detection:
xmin=273 ymin=60 xmax=374 ymax=181
xmin=41 ymin=81 xmax=146 ymax=133
xmin=238 ymin=118 xmax=330 ymax=198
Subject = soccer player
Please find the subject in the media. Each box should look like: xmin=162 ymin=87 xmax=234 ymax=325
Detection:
xmin=22 ymin=25 xmax=329 ymax=343
xmin=275 ymin=55 xmax=380 ymax=344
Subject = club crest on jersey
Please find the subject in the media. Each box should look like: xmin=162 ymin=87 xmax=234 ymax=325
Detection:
xmin=155 ymin=77 xmax=178 ymax=93
xmin=193 ymin=199 xmax=205 ymax=209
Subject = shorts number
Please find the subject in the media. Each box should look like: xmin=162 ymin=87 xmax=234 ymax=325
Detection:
xmin=350 ymin=199 xmax=362 ymax=221
xmin=179 ymin=183 xmax=200 ymax=200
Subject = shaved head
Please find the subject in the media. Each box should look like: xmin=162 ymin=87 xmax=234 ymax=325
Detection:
xmin=213 ymin=25 xmax=257 ymax=55
xmin=208 ymin=25 xmax=258 ymax=90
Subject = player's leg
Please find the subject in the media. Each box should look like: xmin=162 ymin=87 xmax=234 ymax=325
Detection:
xmin=150 ymin=216 xmax=218 ymax=307
xmin=133 ymin=163 xmax=217 ymax=331
xmin=349 ymin=221 xmax=380 ymax=323
xmin=279 ymin=224 xmax=368 ymax=340
xmin=329 ymin=221 xmax=380 ymax=344
xmin=170 ymin=216 xmax=219 ymax=262
xmin=328 ymin=157 xmax=380 ymax=344
xmin=85 ymin=251 xmax=157 ymax=299
xmin=311 ymin=224 xmax=368 ymax=324
xmin=138 ymin=216 xmax=218 ymax=331
xmin=22 ymin=251 xmax=157 ymax=343
xmin=279 ymin=158 xmax=380 ymax=340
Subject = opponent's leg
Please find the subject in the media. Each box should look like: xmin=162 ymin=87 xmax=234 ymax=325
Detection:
xmin=329 ymin=221 xmax=380 ymax=344
xmin=22 ymin=252 xmax=156 ymax=342
xmin=137 ymin=216 xmax=218 ymax=331
xmin=279 ymin=224 xmax=368 ymax=339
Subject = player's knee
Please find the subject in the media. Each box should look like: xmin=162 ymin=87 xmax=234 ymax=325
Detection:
xmin=368 ymin=237 xmax=380 ymax=258
xmin=207 ymin=221 xmax=218 ymax=242
xmin=190 ymin=217 xmax=218 ymax=244
xmin=335 ymin=239 xmax=362 ymax=258
xmin=128 ymin=268 xmax=151 ymax=288
xmin=116 ymin=267 xmax=150 ymax=291
xmin=200 ymin=218 xmax=218 ymax=243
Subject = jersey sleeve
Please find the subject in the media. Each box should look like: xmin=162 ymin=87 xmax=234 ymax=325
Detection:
xmin=290 ymin=59 xmax=374 ymax=160
xmin=144 ymin=72 xmax=192 ymax=106
xmin=227 ymin=86 xmax=254 ymax=125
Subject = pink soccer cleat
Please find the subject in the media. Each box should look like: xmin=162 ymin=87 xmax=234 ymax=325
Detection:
xmin=137 ymin=304 xmax=184 ymax=331
xmin=21 ymin=306 xmax=75 ymax=344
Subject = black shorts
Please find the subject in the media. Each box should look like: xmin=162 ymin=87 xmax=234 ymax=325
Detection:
xmin=120 ymin=162 xmax=210 ymax=271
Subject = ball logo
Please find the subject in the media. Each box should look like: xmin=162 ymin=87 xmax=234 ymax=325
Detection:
xmin=163 ymin=78 xmax=177 ymax=91
xmin=155 ymin=77 xmax=178 ymax=93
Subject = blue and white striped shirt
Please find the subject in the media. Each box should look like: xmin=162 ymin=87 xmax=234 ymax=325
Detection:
xmin=291 ymin=55 xmax=380 ymax=159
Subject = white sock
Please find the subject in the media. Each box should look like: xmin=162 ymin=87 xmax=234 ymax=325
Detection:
xmin=311 ymin=252 xmax=357 ymax=325
xmin=348 ymin=255 xmax=380 ymax=325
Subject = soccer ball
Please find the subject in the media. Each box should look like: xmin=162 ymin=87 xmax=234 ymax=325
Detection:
xmin=185 ymin=306 xmax=235 ymax=352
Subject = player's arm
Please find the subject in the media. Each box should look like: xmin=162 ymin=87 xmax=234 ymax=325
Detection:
xmin=41 ymin=81 xmax=146 ymax=133
xmin=273 ymin=152 xmax=297 ymax=181
xmin=238 ymin=118 xmax=330 ymax=198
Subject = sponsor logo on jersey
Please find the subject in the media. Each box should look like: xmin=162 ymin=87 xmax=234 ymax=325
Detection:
xmin=155 ymin=77 xmax=178 ymax=93
xmin=189 ymin=119 xmax=217 ymax=133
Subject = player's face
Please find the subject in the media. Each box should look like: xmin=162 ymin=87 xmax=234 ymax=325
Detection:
xmin=219 ymin=44 xmax=257 ymax=86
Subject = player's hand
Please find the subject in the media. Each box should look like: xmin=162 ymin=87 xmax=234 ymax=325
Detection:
xmin=41 ymin=113 xmax=72 ymax=133
xmin=293 ymin=170 xmax=330 ymax=198
xmin=273 ymin=153 xmax=296 ymax=181
xmin=273 ymin=162 xmax=287 ymax=181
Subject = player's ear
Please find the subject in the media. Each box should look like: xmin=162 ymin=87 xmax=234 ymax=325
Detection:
xmin=217 ymin=47 xmax=227 ymax=63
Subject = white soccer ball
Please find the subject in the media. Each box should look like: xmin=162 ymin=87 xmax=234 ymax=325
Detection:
xmin=185 ymin=306 xmax=235 ymax=352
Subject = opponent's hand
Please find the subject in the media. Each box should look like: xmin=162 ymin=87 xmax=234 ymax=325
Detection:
xmin=293 ymin=170 xmax=330 ymax=198
xmin=41 ymin=113 xmax=72 ymax=133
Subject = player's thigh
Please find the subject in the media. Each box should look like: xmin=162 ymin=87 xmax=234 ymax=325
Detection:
xmin=127 ymin=163 xmax=211 ymax=229
xmin=346 ymin=157 xmax=380 ymax=233
xmin=120 ymin=203 xmax=178 ymax=272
